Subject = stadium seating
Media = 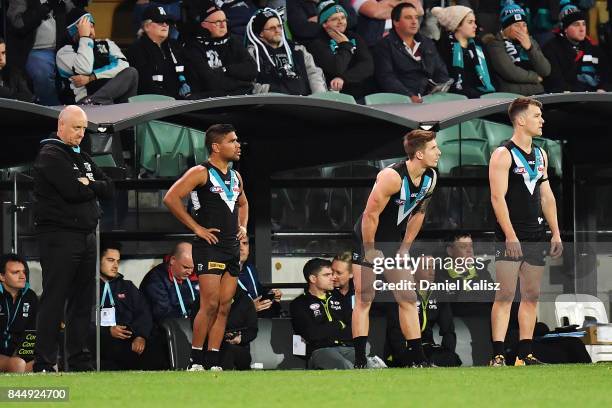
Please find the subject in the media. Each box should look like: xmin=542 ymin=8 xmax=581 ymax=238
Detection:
xmin=437 ymin=139 xmax=488 ymax=175
xmin=364 ymin=93 xmax=411 ymax=105
xmin=136 ymin=120 xmax=192 ymax=177
xmin=422 ymin=92 xmax=468 ymax=103
xmin=480 ymin=92 xmax=523 ymax=99
xmin=160 ymin=318 xmax=193 ymax=370
xmin=128 ymin=94 xmax=176 ymax=102
xmin=309 ymin=92 xmax=357 ymax=104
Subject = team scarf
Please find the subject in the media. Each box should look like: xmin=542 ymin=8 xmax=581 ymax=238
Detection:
xmin=328 ymin=38 xmax=356 ymax=55
xmin=451 ymin=34 xmax=495 ymax=93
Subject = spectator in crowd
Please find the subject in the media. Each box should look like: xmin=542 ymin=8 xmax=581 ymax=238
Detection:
xmin=352 ymin=0 xmax=423 ymax=48
xmin=436 ymin=231 xmax=494 ymax=365
xmin=127 ymin=6 xmax=193 ymax=99
xmin=246 ymin=8 xmax=327 ymax=95
xmin=140 ymin=242 xmax=198 ymax=323
xmin=331 ymin=251 xmax=354 ymax=313
xmin=385 ymin=255 xmax=461 ymax=367
xmin=218 ymin=288 xmax=258 ymax=370
xmin=56 ymin=9 xmax=139 ymax=105
xmin=6 ymin=0 xmax=73 ymax=105
xmin=0 ymin=254 xmax=38 ymax=373
xmin=238 ymin=236 xmax=283 ymax=317
xmin=290 ymin=258 xmax=354 ymax=369
xmin=133 ymin=0 xmax=182 ymax=39
xmin=421 ymin=1 xmax=473 ymax=40
xmin=184 ymin=3 xmax=257 ymax=97
xmin=307 ymin=1 xmax=374 ymax=100
xmin=214 ymin=0 xmax=259 ymax=38
xmin=0 ymin=37 xmax=34 ymax=101
xmin=374 ymin=2 xmax=449 ymax=103
xmin=94 ymin=241 xmax=169 ymax=370
xmin=432 ymin=5 xmax=496 ymax=98
xmin=485 ymin=0 xmax=551 ymax=96
xmin=286 ymin=0 xmax=357 ymax=45
xmin=543 ymin=0 xmax=611 ymax=92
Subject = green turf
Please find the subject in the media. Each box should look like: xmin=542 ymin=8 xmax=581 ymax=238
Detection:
xmin=2 ymin=365 xmax=611 ymax=407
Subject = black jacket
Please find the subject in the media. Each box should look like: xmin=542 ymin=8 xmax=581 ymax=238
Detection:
xmin=140 ymin=262 xmax=198 ymax=322
xmin=99 ymin=274 xmax=154 ymax=339
xmin=0 ymin=283 xmax=38 ymax=357
xmin=33 ymin=136 xmax=114 ymax=233
xmin=290 ymin=289 xmax=352 ymax=356
xmin=0 ymin=65 xmax=35 ymax=102
xmin=224 ymin=289 xmax=258 ymax=348
xmin=184 ymin=33 xmax=257 ymax=97
xmin=332 ymin=279 xmax=354 ymax=320
xmin=127 ymin=35 xmax=190 ymax=99
xmin=543 ymin=33 xmax=611 ymax=93
xmin=286 ymin=0 xmax=357 ymax=45
xmin=307 ymin=31 xmax=374 ymax=98
xmin=374 ymin=30 xmax=449 ymax=97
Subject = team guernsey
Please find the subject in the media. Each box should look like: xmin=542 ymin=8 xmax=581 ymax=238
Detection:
xmin=495 ymin=140 xmax=548 ymax=265
xmin=354 ymin=161 xmax=437 ymax=258
xmin=190 ymin=161 xmax=242 ymax=277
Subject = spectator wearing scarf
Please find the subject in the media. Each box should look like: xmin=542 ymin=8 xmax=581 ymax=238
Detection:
xmin=307 ymin=1 xmax=374 ymax=99
xmin=543 ymin=0 xmax=611 ymax=92
xmin=484 ymin=0 xmax=550 ymax=95
xmin=432 ymin=5 xmax=495 ymax=98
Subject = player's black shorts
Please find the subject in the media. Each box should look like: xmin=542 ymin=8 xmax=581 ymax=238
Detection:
xmin=193 ymin=239 xmax=240 ymax=277
xmin=494 ymin=229 xmax=547 ymax=267
xmin=351 ymin=227 xmax=400 ymax=268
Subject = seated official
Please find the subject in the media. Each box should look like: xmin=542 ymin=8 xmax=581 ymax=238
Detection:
xmin=0 ymin=254 xmax=38 ymax=373
xmin=218 ymin=288 xmax=258 ymax=370
xmin=331 ymin=251 xmax=354 ymax=314
xmin=290 ymin=258 xmax=354 ymax=370
xmin=93 ymin=242 xmax=169 ymax=370
xmin=140 ymin=242 xmax=198 ymax=323
xmin=238 ymin=236 xmax=282 ymax=317
xmin=385 ymin=256 xmax=461 ymax=367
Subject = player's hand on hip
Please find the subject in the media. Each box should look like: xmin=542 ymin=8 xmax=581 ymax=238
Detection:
xmin=364 ymin=248 xmax=384 ymax=265
xmin=505 ymin=237 xmax=522 ymax=259
xmin=236 ymin=225 xmax=247 ymax=240
xmin=550 ymin=235 xmax=563 ymax=258
xmin=195 ymin=226 xmax=220 ymax=244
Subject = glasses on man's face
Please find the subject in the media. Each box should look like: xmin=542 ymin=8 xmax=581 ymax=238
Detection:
xmin=262 ymin=24 xmax=283 ymax=32
xmin=205 ymin=19 xmax=228 ymax=27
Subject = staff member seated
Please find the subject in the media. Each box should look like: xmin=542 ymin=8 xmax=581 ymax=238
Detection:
xmin=0 ymin=254 xmax=38 ymax=373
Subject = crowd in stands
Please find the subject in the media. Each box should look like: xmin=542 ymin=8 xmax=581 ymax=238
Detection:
xmin=2 ymin=0 xmax=612 ymax=105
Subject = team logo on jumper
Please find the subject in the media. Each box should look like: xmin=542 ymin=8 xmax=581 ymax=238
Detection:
xmin=309 ymin=304 xmax=320 ymax=311
xmin=210 ymin=186 xmax=224 ymax=193
xmin=208 ymin=262 xmax=226 ymax=270
xmin=84 ymin=163 xmax=92 ymax=172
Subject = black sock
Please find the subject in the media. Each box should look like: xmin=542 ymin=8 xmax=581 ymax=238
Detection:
xmin=190 ymin=348 xmax=203 ymax=365
xmin=353 ymin=336 xmax=368 ymax=362
xmin=204 ymin=350 xmax=220 ymax=369
xmin=518 ymin=339 xmax=533 ymax=359
xmin=404 ymin=338 xmax=426 ymax=365
xmin=492 ymin=341 xmax=505 ymax=357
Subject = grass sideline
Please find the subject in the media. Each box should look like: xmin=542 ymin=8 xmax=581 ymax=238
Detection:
xmin=2 ymin=364 xmax=611 ymax=407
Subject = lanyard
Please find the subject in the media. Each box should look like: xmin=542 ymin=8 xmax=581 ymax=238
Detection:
xmin=101 ymin=281 xmax=115 ymax=307
xmin=238 ymin=266 xmax=258 ymax=299
xmin=3 ymin=293 xmax=24 ymax=348
xmin=173 ymin=277 xmax=195 ymax=318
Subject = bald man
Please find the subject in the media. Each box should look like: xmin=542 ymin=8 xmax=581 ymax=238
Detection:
xmin=32 ymin=105 xmax=114 ymax=372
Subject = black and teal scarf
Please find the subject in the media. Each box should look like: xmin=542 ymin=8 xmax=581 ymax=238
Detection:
xmin=503 ymin=38 xmax=530 ymax=69
xmin=329 ymin=38 xmax=356 ymax=55
xmin=451 ymin=35 xmax=495 ymax=93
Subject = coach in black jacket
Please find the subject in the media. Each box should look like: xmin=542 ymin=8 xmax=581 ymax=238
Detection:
xmin=32 ymin=105 xmax=113 ymax=373
xmin=290 ymin=258 xmax=354 ymax=369
xmin=94 ymin=241 xmax=168 ymax=370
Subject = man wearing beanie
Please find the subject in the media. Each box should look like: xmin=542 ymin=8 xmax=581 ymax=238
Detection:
xmin=485 ymin=0 xmax=550 ymax=95
xmin=184 ymin=2 xmax=257 ymax=97
xmin=246 ymin=8 xmax=326 ymax=95
xmin=543 ymin=0 xmax=611 ymax=92
xmin=374 ymin=2 xmax=449 ymax=102
xmin=307 ymin=0 xmax=374 ymax=99
xmin=56 ymin=9 xmax=139 ymax=104
xmin=433 ymin=5 xmax=496 ymax=98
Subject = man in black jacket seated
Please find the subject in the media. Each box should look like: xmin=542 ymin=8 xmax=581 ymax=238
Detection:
xmin=33 ymin=105 xmax=114 ymax=372
xmin=218 ymin=288 xmax=258 ymax=370
xmin=93 ymin=241 xmax=169 ymax=370
xmin=183 ymin=2 xmax=257 ymax=97
xmin=127 ymin=5 xmax=192 ymax=99
xmin=385 ymin=255 xmax=461 ymax=367
xmin=290 ymin=258 xmax=354 ymax=369
xmin=374 ymin=2 xmax=449 ymax=103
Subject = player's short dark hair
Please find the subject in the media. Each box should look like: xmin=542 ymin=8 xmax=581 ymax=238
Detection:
xmin=303 ymin=258 xmax=332 ymax=282
xmin=205 ymin=124 xmax=236 ymax=154
xmin=445 ymin=231 xmax=472 ymax=247
xmin=100 ymin=241 xmax=122 ymax=258
xmin=508 ymin=97 xmax=542 ymax=123
xmin=403 ymin=129 xmax=436 ymax=159
xmin=0 ymin=37 xmax=5 ymax=46
xmin=391 ymin=2 xmax=416 ymax=22
xmin=0 ymin=253 xmax=26 ymax=274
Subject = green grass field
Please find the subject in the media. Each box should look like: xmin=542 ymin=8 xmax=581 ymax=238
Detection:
xmin=2 ymin=364 xmax=611 ymax=407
